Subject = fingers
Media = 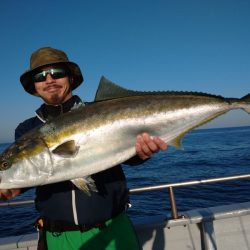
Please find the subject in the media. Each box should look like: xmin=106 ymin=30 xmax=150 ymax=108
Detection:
xmin=153 ymin=137 xmax=168 ymax=151
xmin=0 ymin=189 xmax=12 ymax=201
xmin=0 ymin=189 xmax=21 ymax=201
xmin=136 ymin=133 xmax=167 ymax=160
xmin=135 ymin=137 xmax=151 ymax=160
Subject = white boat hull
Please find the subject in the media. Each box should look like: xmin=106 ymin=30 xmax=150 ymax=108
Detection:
xmin=1 ymin=202 xmax=250 ymax=250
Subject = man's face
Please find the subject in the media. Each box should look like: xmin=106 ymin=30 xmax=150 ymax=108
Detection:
xmin=33 ymin=65 xmax=73 ymax=105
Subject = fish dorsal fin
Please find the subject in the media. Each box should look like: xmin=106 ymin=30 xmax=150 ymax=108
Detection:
xmin=94 ymin=76 xmax=226 ymax=102
xmin=94 ymin=76 xmax=144 ymax=101
xmin=52 ymin=140 xmax=79 ymax=157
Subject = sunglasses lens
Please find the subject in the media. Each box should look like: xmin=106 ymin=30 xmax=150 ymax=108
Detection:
xmin=51 ymin=68 xmax=67 ymax=79
xmin=33 ymin=68 xmax=68 ymax=82
xmin=33 ymin=72 xmax=46 ymax=82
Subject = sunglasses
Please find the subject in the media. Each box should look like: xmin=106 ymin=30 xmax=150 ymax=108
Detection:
xmin=33 ymin=68 xmax=68 ymax=82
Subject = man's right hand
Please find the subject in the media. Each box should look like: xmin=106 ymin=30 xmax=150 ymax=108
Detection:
xmin=0 ymin=189 xmax=21 ymax=200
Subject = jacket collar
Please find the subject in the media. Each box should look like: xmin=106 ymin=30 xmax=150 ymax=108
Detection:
xmin=36 ymin=95 xmax=82 ymax=122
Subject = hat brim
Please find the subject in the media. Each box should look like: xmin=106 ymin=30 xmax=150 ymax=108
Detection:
xmin=20 ymin=61 xmax=83 ymax=95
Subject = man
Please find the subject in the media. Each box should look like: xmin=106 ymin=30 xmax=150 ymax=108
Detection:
xmin=0 ymin=47 xmax=167 ymax=249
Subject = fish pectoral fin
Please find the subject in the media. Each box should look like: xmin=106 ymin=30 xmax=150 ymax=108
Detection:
xmin=71 ymin=177 xmax=98 ymax=195
xmin=52 ymin=140 xmax=79 ymax=157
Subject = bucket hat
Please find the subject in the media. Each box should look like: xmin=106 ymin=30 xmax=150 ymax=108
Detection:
xmin=20 ymin=47 xmax=84 ymax=95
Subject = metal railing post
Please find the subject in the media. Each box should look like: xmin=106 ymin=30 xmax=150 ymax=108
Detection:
xmin=168 ymin=186 xmax=178 ymax=219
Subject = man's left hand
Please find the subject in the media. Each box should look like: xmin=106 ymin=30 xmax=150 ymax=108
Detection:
xmin=135 ymin=133 xmax=167 ymax=160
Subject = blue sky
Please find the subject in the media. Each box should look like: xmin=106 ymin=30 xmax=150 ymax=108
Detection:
xmin=0 ymin=0 xmax=250 ymax=142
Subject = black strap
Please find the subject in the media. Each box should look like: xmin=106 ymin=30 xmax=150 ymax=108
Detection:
xmin=35 ymin=217 xmax=107 ymax=233
xmin=37 ymin=229 xmax=48 ymax=250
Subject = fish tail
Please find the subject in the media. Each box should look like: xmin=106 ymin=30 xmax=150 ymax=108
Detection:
xmin=240 ymin=93 xmax=250 ymax=114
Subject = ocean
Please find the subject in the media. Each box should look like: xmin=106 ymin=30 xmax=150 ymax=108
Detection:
xmin=0 ymin=126 xmax=249 ymax=238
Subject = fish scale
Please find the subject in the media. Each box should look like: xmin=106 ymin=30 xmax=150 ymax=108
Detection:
xmin=0 ymin=76 xmax=249 ymax=193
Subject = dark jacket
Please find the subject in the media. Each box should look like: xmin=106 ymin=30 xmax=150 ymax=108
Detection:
xmin=15 ymin=96 xmax=142 ymax=225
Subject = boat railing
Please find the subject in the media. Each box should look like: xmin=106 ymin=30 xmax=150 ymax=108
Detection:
xmin=0 ymin=173 xmax=250 ymax=220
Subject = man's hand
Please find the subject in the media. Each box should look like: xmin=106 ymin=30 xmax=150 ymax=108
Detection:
xmin=0 ymin=189 xmax=21 ymax=201
xmin=136 ymin=133 xmax=167 ymax=160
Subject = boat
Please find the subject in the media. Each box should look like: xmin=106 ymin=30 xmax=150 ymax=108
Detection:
xmin=0 ymin=173 xmax=250 ymax=250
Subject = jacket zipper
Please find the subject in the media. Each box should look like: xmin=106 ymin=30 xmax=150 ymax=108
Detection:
xmin=36 ymin=103 xmax=80 ymax=225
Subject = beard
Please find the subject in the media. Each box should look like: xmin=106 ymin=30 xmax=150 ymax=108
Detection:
xmin=42 ymin=86 xmax=72 ymax=105
xmin=45 ymin=93 xmax=63 ymax=105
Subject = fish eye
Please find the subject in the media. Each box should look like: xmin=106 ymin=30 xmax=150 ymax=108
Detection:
xmin=0 ymin=161 xmax=10 ymax=171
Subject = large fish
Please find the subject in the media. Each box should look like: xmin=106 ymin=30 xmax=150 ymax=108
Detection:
xmin=0 ymin=76 xmax=249 ymax=192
